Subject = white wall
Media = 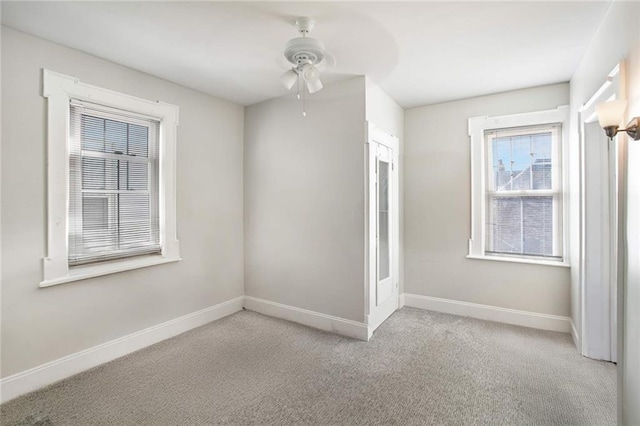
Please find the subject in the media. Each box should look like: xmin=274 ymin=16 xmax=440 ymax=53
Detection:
xmin=365 ymin=77 xmax=404 ymax=293
xmin=568 ymin=2 xmax=640 ymax=424
xmin=0 ymin=27 xmax=245 ymax=377
xmin=404 ymin=83 xmax=571 ymax=316
xmin=244 ymin=77 xmax=367 ymax=322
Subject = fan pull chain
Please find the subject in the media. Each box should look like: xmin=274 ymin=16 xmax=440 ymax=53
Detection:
xmin=302 ymin=80 xmax=307 ymax=117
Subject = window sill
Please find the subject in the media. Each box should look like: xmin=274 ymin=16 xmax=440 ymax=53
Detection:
xmin=466 ymin=254 xmax=570 ymax=268
xmin=39 ymin=255 xmax=182 ymax=288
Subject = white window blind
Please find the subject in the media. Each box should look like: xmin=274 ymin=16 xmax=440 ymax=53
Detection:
xmin=484 ymin=124 xmax=563 ymax=260
xmin=68 ymin=101 xmax=161 ymax=266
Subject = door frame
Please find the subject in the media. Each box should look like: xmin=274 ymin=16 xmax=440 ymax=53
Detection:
xmin=365 ymin=122 xmax=400 ymax=339
xmin=578 ymin=62 xmax=626 ymax=361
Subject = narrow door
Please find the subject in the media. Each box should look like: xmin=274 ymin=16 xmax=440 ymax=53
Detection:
xmin=367 ymin=123 xmax=399 ymax=336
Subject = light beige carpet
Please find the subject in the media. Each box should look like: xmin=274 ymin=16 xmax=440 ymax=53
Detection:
xmin=1 ymin=307 xmax=616 ymax=425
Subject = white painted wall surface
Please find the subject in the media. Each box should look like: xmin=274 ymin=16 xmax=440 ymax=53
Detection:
xmin=624 ymin=41 xmax=640 ymax=426
xmin=244 ymin=77 xmax=367 ymax=322
xmin=0 ymin=27 xmax=245 ymax=377
xmin=404 ymin=83 xmax=571 ymax=316
xmin=365 ymin=77 xmax=405 ymax=294
xmin=568 ymin=3 xmax=639 ymax=423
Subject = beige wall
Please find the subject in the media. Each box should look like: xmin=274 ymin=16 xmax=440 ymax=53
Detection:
xmin=568 ymin=2 xmax=640 ymax=423
xmin=404 ymin=83 xmax=571 ymax=317
xmin=1 ymin=27 xmax=245 ymax=377
xmin=244 ymin=77 xmax=367 ymax=322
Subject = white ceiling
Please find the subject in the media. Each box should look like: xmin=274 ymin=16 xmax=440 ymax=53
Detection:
xmin=1 ymin=1 xmax=610 ymax=108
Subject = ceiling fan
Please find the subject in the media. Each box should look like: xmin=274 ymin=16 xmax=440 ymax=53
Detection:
xmin=279 ymin=17 xmax=327 ymax=116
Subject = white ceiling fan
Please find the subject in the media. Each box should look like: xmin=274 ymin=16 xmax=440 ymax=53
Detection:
xmin=279 ymin=17 xmax=327 ymax=116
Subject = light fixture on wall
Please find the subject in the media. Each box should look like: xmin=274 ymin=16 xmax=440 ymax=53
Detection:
xmin=280 ymin=17 xmax=326 ymax=116
xmin=596 ymin=99 xmax=639 ymax=140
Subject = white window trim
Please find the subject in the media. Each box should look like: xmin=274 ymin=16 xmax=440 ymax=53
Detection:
xmin=41 ymin=69 xmax=181 ymax=287
xmin=467 ymin=106 xmax=570 ymax=267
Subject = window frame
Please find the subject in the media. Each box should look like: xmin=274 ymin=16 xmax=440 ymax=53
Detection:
xmin=41 ymin=69 xmax=181 ymax=287
xmin=467 ymin=106 xmax=570 ymax=267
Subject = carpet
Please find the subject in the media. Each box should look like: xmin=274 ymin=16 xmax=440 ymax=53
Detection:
xmin=0 ymin=307 xmax=616 ymax=425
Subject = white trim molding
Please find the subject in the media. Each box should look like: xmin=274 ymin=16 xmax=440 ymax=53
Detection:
xmin=398 ymin=293 xmax=406 ymax=309
xmin=244 ymin=296 xmax=369 ymax=341
xmin=41 ymin=69 xmax=181 ymax=287
xmin=0 ymin=296 xmax=243 ymax=404
xmin=570 ymin=319 xmax=580 ymax=350
xmin=402 ymin=293 xmax=571 ymax=333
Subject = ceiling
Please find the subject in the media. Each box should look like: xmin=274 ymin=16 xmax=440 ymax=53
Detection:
xmin=1 ymin=1 xmax=611 ymax=108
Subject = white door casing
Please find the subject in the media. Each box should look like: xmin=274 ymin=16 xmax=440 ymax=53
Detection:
xmin=366 ymin=122 xmax=399 ymax=338
xmin=578 ymin=62 xmax=626 ymax=362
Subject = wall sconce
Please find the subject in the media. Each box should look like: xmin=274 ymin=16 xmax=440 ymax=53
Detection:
xmin=596 ymin=99 xmax=639 ymax=140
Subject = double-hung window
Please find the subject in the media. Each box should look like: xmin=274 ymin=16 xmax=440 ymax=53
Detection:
xmin=468 ymin=107 xmax=569 ymax=266
xmin=41 ymin=70 xmax=180 ymax=287
xmin=69 ymin=102 xmax=161 ymax=265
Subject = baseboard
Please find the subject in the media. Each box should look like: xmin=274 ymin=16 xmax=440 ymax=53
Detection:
xmin=402 ymin=293 xmax=571 ymax=333
xmin=0 ymin=296 xmax=244 ymax=404
xmin=398 ymin=293 xmax=406 ymax=309
xmin=244 ymin=296 xmax=369 ymax=341
xmin=570 ymin=318 xmax=580 ymax=350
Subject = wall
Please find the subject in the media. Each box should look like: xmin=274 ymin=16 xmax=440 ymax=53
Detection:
xmin=365 ymin=78 xmax=405 ymax=293
xmin=244 ymin=77 xmax=367 ymax=322
xmin=568 ymin=2 xmax=640 ymax=424
xmin=404 ymin=83 xmax=571 ymax=316
xmin=1 ymin=27 xmax=245 ymax=377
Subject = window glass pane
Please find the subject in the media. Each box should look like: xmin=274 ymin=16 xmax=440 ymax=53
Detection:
xmin=82 ymin=157 xmax=106 ymax=190
xmin=491 ymin=132 xmax=552 ymax=191
xmin=522 ymin=197 xmax=553 ymax=255
xmin=127 ymin=163 xmax=148 ymax=190
xmin=487 ymin=196 xmax=554 ymax=257
xmin=81 ymin=158 xmax=148 ymax=191
xmin=118 ymin=193 xmax=154 ymax=248
xmin=81 ymin=193 xmax=118 ymax=252
xmin=105 ymin=119 xmax=128 ymax=154
xmin=81 ymin=115 xmax=149 ymax=157
xmin=128 ymin=124 xmax=148 ymax=157
xmin=81 ymin=115 xmax=105 ymax=152
xmin=378 ymin=160 xmax=390 ymax=280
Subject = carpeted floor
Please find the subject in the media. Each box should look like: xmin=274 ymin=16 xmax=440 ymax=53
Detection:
xmin=1 ymin=307 xmax=616 ymax=425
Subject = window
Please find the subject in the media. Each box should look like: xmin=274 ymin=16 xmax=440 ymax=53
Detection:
xmin=468 ymin=107 xmax=569 ymax=266
xmin=69 ymin=102 xmax=161 ymax=265
xmin=41 ymin=70 xmax=180 ymax=287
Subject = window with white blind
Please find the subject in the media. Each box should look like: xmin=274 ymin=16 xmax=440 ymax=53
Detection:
xmin=41 ymin=70 xmax=180 ymax=287
xmin=468 ymin=107 xmax=569 ymax=266
xmin=69 ymin=102 xmax=161 ymax=265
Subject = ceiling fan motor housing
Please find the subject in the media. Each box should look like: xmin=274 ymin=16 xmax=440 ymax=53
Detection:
xmin=284 ymin=37 xmax=325 ymax=67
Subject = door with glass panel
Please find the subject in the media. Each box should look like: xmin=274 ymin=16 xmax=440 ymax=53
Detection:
xmin=376 ymin=144 xmax=393 ymax=305
xmin=367 ymin=123 xmax=399 ymax=336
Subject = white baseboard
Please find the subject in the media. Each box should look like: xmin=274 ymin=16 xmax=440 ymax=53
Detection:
xmin=402 ymin=293 xmax=571 ymax=333
xmin=398 ymin=293 xmax=406 ymax=309
xmin=570 ymin=319 xmax=580 ymax=350
xmin=0 ymin=296 xmax=244 ymax=404
xmin=244 ymin=296 xmax=369 ymax=341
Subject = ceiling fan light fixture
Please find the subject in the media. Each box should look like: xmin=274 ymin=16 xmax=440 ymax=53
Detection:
xmin=280 ymin=17 xmax=329 ymax=116
xmin=306 ymin=78 xmax=323 ymax=94
xmin=302 ymin=64 xmax=320 ymax=83
xmin=280 ymin=69 xmax=298 ymax=90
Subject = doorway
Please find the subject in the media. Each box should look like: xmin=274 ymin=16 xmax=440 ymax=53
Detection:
xmin=578 ymin=62 xmax=626 ymax=362
xmin=366 ymin=122 xmax=399 ymax=338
